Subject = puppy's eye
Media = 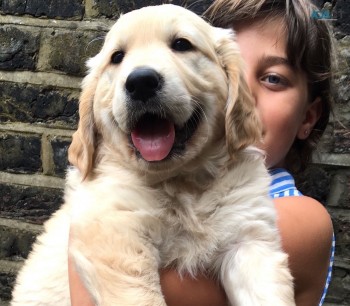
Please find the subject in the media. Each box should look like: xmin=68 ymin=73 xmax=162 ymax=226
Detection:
xmin=171 ymin=38 xmax=193 ymax=52
xmin=111 ymin=51 xmax=125 ymax=64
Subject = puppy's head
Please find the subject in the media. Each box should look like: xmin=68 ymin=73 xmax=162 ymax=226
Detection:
xmin=68 ymin=4 xmax=261 ymax=179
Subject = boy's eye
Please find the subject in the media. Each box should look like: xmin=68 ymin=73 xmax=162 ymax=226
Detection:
xmin=260 ymin=73 xmax=289 ymax=89
xmin=265 ymin=75 xmax=281 ymax=84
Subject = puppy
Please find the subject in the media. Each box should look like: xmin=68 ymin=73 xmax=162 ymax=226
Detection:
xmin=11 ymin=5 xmax=295 ymax=306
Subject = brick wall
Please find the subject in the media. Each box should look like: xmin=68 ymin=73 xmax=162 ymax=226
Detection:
xmin=0 ymin=0 xmax=349 ymax=305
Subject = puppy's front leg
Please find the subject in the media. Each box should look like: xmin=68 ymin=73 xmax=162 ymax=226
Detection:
xmin=220 ymin=242 xmax=295 ymax=306
xmin=70 ymin=211 xmax=166 ymax=306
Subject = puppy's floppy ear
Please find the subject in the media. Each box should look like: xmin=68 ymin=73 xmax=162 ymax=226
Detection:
xmin=68 ymin=56 xmax=101 ymax=180
xmin=214 ymin=29 xmax=262 ymax=157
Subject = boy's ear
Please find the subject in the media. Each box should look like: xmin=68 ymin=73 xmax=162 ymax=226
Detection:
xmin=297 ymin=97 xmax=322 ymax=139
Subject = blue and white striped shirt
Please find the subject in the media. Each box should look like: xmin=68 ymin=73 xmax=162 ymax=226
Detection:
xmin=269 ymin=168 xmax=335 ymax=306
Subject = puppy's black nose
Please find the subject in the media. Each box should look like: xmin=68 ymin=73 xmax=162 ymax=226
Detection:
xmin=125 ymin=68 xmax=162 ymax=101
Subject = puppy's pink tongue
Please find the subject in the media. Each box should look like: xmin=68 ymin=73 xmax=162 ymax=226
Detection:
xmin=131 ymin=117 xmax=175 ymax=161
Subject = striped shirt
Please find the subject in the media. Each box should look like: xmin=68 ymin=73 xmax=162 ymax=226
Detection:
xmin=269 ymin=168 xmax=335 ymax=306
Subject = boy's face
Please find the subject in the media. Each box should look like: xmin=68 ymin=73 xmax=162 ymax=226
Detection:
xmin=235 ymin=18 xmax=319 ymax=169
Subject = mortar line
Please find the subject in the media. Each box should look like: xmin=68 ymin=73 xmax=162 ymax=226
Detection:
xmin=0 ymin=71 xmax=83 ymax=89
xmin=0 ymin=123 xmax=76 ymax=136
xmin=0 ymin=171 xmax=65 ymax=189
xmin=0 ymin=218 xmax=43 ymax=233
xmin=0 ymin=15 xmax=113 ymax=31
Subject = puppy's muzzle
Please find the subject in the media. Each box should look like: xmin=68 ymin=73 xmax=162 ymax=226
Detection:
xmin=126 ymin=67 xmax=163 ymax=102
xmin=125 ymin=67 xmax=201 ymax=163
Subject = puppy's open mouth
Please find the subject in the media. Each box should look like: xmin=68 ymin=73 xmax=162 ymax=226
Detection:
xmin=130 ymin=109 xmax=202 ymax=162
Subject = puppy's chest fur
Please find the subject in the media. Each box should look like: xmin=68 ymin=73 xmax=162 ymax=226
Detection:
xmin=156 ymin=184 xmax=229 ymax=275
xmin=148 ymin=155 xmax=273 ymax=276
xmin=71 ymin=152 xmax=273 ymax=277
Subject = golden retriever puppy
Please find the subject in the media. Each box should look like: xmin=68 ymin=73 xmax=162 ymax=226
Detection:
xmin=11 ymin=5 xmax=295 ymax=306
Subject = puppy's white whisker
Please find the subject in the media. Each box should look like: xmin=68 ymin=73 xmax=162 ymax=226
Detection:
xmin=85 ymin=36 xmax=107 ymax=54
xmin=191 ymin=96 xmax=209 ymax=133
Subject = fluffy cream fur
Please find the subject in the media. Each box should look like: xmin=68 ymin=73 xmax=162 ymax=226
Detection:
xmin=11 ymin=5 xmax=295 ymax=306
